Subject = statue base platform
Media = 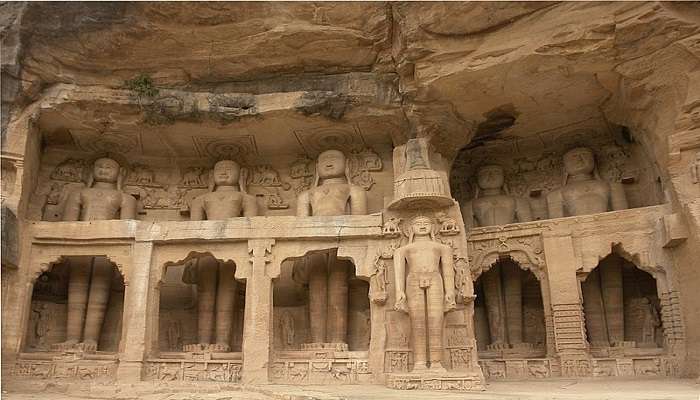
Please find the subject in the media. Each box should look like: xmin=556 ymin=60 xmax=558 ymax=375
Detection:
xmin=300 ymin=342 xmax=349 ymax=352
xmin=386 ymin=370 xmax=485 ymax=391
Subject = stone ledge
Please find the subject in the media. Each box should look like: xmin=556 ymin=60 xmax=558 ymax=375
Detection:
xmin=29 ymin=214 xmax=383 ymax=243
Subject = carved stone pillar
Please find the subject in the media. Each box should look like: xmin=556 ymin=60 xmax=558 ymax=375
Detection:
xmin=241 ymin=239 xmax=276 ymax=384
xmin=117 ymin=242 xmax=152 ymax=382
xmin=543 ymin=235 xmax=590 ymax=375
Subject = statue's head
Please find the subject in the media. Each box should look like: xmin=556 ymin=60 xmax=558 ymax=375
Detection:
xmin=92 ymin=157 xmax=120 ymax=184
xmin=476 ymin=165 xmax=505 ymax=190
xmin=212 ymin=160 xmax=241 ymax=188
xmin=563 ymin=147 xmax=596 ymax=176
xmin=316 ymin=149 xmax=347 ymax=180
xmin=408 ymin=215 xmax=435 ymax=242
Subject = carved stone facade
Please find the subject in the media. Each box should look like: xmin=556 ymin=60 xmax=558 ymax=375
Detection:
xmin=2 ymin=3 xmax=699 ymax=396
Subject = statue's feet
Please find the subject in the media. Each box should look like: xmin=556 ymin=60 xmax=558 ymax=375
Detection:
xmin=182 ymin=343 xmax=230 ymax=352
xmin=210 ymin=343 xmax=230 ymax=352
xmin=486 ymin=342 xmax=508 ymax=351
xmin=182 ymin=343 xmax=206 ymax=352
xmin=51 ymin=339 xmax=79 ymax=352
xmin=80 ymin=340 xmax=98 ymax=352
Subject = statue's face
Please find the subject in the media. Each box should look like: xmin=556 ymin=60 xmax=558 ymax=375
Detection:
xmin=411 ymin=217 xmax=433 ymax=236
xmin=477 ymin=165 xmax=505 ymax=190
xmin=213 ymin=160 xmax=240 ymax=187
xmin=317 ymin=150 xmax=346 ymax=179
xmin=563 ymin=148 xmax=595 ymax=176
xmin=93 ymin=158 xmax=120 ymax=183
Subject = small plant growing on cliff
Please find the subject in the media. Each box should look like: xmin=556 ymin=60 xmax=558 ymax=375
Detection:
xmin=124 ymin=74 xmax=159 ymax=98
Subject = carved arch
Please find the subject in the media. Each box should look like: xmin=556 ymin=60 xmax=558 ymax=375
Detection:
xmin=469 ymin=235 xmax=546 ymax=282
xmin=576 ymin=242 xmax=667 ymax=284
xmin=153 ymin=244 xmax=249 ymax=285
xmin=29 ymin=248 xmax=130 ymax=286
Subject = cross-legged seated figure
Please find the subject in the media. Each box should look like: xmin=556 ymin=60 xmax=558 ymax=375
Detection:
xmin=185 ymin=160 xmax=257 ymax=352
xmin=55 ymin=157 xmax=136 ymax=352
xmin=296 ymin=150 xmax=367 ymax=348
xmin=462 ymin=164 xmax=532 ymax=229
xmin=547 ymin=147 xmax=628 ymax=218
xmin=394 ymin=216 xmax=456 ymax=372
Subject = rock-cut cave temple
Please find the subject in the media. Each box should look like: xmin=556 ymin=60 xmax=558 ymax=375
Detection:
xmin=1 ymin=1 xmax=699 ymax=392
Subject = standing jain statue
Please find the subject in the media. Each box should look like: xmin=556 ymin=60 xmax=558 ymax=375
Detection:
xmin=547 ymin=147 xmax=628 ymax=218
xmin=57 ymin=157 xmax=137 ymax=351
xmin=461 ymin=165 xmax=532 ymax=350
xmin=462 ymin=164 xmax=532 ymax=229
xmin=185 ymin=159 xmax=258 ymax=351
xmin=296 ymin=149 xmax=367 ymax=347
xmin=394 ymin=216 xmax=456 ymax=372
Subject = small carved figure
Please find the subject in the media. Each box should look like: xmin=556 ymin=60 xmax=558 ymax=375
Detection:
xmin=31 ymin=303 xmax=50 ymax=349
xmin=394 ymin=216 xmax=456 ymax=372
xmin=382 ymin=217 xmax=402 ymax=237
xmin=280 ymin=311 xmax=295 ymax=348
xmin=181 ymin=167 xmax=207 ymax=187
xmin=462 ymin=165 xmax=532 ymax=229
xmin=436 ymin=212 xmax=460 ymax=235
xmin=369 ymin=256 xmax=388 ymax=304
xmin=641 ymin=297 xmax=661 ymax=345
xmin=56 ymin=157 xmax=136 ymax=352
xmin=167 ymin=319 xmax=182 ymax=351
xmin=126 ymin=163 xmax=156 ymax=186
xmin=267 ymin=190 xmax=289 ymax=209
xmin=51 ymin=158 xmax=86 ymax=182
xmin=691 ymin=151 xmax=700 ymax=184
xmin=46 ymin=182 xmax=64 ymax=205
xmin=546 ymin=147 xmax=628 ymax=218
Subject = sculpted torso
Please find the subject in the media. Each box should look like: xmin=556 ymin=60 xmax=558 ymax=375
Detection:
xmin=472 ymin=195 xmax=517 ymax=226
xmin=561 ymin=179 xmax=610 ymax=216
xmin=199 ymin=191 xmax=245 ymax=219
xmin=297 ymin=150 xmax=367 ymax=217
xmin=402 ymin=241 xmax=449 ymax=275
xmin=62 ymin=158 xmax=136 ymax=222
xmin=466 ymin=165 xmax=531 ymax=227
xmin=308 ymin=183 xmax=352 ymax=216
xmin=190 ymin=160 xmax=258 ymax=220
xmin=76 ymin=187 xmax=126 ymax=221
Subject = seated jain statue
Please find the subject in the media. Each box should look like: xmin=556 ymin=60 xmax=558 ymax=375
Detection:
xmin=547 ymin=147 xmax=628 ymax=218
xmin=57 ymin=157 xmax=136 ymax=351
xmin=185 ymin=160 xmax=258 ymax=352
xmin=394 ymin=216 xmax=456 ymax=372
xmin=296 ymin=150 xmax=367 ymax=348
xmin=462 ymin=165 xmax=532 ymax=228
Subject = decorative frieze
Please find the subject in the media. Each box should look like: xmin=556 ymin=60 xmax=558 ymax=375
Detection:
xmin=12 ymin=360 xmax=118 ymax=380
xmin=270 ymin=359 xmax=371 ymax=384
xmin=144 ymin=360 xmax=242 ymax=382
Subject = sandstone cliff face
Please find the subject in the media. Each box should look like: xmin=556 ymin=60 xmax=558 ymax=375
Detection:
xmin=2 ymin=1 xmax=699 ymax=376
